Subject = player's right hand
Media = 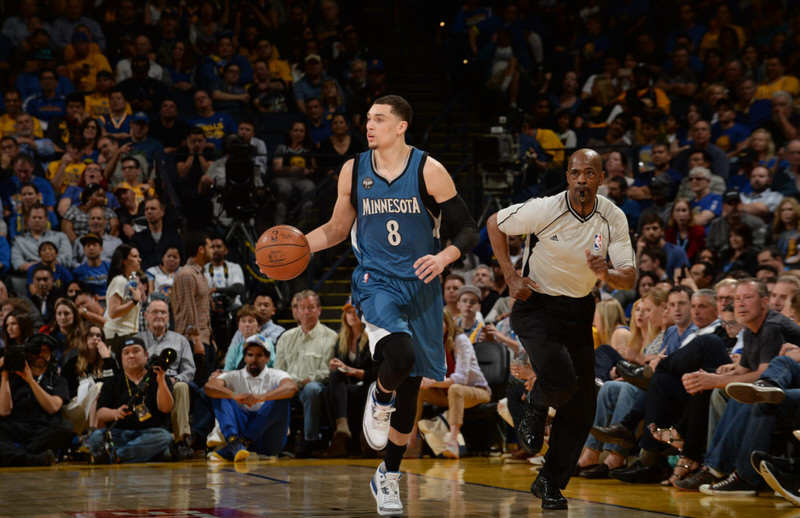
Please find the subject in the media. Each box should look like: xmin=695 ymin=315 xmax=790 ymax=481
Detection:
xmin=508 ymin=274 xmax=538 ymax=301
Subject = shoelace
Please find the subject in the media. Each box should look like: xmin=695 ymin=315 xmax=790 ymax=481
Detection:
xmin=714 ymin=473 xmax=741 ymax=489
xmin=381 ymin=476 xmax=401 ymax=505
xmin=372 ymin=403 xmax=396 ymax=425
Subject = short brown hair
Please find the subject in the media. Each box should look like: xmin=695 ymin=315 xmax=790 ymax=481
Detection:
xmin=373 ymin=95 xmax=412 ymax=125
xmin=237 ymin=304 xmax=263 ymax=326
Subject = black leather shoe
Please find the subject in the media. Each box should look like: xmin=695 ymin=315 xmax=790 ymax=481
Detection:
xmin=590 ymin=423 xmax=636 ymax=448
xmin=531 ymin=474 xmax=568 ymax=509
xmin=608 ymin=460 xmax=665 ymax=483
xmin=518 ymin=402 xmax=547 ymax=455
xmin=580 ymin=463 xmax=611 ymax=479
xmin=616 ymin=360 xmax=652 ymax=390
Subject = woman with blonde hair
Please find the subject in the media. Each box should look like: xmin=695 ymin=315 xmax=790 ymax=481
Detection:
xmin=665 ymin=198 xmax=706 ymax=260
xmin=749 ymin=128 xmax=777 ymax=170
xmin=593 ymin=299 xmax=631 ymax=357
xmin=773 ymin=198 xmax=800 ymax=264
xmin=322 ymin=300 xmax=376 ymax=457
xmin=577 ymin=288 xmax=670 ymax=478
xmin=407 ymin=309 xmax=491 ymax=459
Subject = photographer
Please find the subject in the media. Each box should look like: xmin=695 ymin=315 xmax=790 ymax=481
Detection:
xmin=86 ymin=336 xmax=174 ymax=463
xmin=0 ymin=333 xmax=73 ymax=466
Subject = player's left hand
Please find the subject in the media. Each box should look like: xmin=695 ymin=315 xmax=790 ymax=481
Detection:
xmin=414 ymin=254 xmax=447 ymax=284
xmin=585 ymin=248 xmax=608 ymax=281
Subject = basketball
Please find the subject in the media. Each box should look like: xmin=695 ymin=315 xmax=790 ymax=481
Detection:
xmin=255 ymin=225 xmax=311 ymax=280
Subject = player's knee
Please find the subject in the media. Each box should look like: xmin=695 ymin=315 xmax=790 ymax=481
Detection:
xmin=377 ymin=332 xmax=416 ymax=380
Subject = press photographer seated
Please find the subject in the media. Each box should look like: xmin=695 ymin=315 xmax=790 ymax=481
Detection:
xmin=0 ymin=333 xmax=73 ymax=467
xmin=85 ymin=336 xmax=174 ymax=464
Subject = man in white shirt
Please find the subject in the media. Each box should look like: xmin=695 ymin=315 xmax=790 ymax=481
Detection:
xmin=204 ymin=335 xmax=298 ymax=461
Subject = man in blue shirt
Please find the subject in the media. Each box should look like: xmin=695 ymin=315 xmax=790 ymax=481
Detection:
xmin=606 ymin=176 xmax=640 ymax=231
xmin=128 ymin=112 xmax=164 ymax=170
xmin=22 ymin=69 xmax=66 ymax=123
xmin=689 ymin=166 xmax=723 ymax=227
xmin=188 ymin=90 xmax=237 ymax=151
xmin=71 ymin=233 xmax=109 ymax=298
xmin=636 ymin=212 xmax=689 ymax=278
xmin=293 ymin=54 xmax=341 ymax=114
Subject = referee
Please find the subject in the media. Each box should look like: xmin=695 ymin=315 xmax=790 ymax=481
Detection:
xmin=487 ymin=148 xmax=636 ymax=509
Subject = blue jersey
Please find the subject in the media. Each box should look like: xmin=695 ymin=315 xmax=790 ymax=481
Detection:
xmin=351 ymin=148 xmax=441 ymax=280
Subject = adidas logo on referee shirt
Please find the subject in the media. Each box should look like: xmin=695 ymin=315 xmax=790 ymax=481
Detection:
xmin=550 ymin=235 xmax=559 ymax=241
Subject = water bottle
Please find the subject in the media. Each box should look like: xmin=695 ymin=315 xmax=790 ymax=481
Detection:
xmin=128 ymin=272 xmax=138 ymax=299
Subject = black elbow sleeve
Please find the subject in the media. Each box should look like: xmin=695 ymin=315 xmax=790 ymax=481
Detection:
xmin=440 ymin=194 xmax=479 ymax=256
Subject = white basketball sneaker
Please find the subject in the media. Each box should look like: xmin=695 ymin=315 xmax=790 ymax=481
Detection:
xmin=371 ymin=461 xmax=403 ymax=516
xmin=363 ymin=381 xmax=395 ymax=450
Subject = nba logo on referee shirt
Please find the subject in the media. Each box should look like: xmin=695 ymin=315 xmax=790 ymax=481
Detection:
xmin=594 ymin=234 xmax=602 ymax=251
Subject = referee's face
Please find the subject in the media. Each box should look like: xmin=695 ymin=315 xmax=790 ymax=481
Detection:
xmin=567 ymin=150 xmax=604 ymax=204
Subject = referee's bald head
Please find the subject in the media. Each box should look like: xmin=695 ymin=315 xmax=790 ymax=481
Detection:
xmin=568 ymin=148 xmax=603 ymax=171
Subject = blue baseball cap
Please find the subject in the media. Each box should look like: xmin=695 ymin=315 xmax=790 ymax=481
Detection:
xmin=131 ymin=112 xmax=150 ymax=124
xmin=367 ymin=58 xmax=385 ymax=71
xmin=244 ymin=335 xmax=273 ymax=357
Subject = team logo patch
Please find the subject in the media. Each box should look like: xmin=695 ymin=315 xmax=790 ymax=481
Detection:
xmin=363 ymin=273 xmax=370 ymax=284
xmin=594 ymin=234 xmax=602 ymax=251
xmin=362 ymin=177 xmax=374 ymax=190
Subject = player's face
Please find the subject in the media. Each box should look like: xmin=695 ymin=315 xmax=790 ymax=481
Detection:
xmin=366 ymin=104 xmax=406 ymax=150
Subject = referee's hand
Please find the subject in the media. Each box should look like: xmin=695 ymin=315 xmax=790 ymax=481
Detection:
xmin=508 ymin=274 xmax=538 ymax=301
xmin=585 ymin=248 xmax=608 ymax=281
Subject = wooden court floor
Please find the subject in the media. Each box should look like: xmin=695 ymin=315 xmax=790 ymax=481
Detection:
xmin=1 ymin=456 xmax=798 ymax=517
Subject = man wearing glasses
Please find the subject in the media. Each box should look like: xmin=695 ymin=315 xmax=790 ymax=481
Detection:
xmin=487 ymin=148 xmax=636 ymax=508
xmin=688 ymin=166 xmax=723 ymax=227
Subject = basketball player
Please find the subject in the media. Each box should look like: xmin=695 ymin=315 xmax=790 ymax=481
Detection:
xmin=487 ymin=148 xmax=635 ymax=509
xmin=305 ymin=95 xmax=478 ymax=515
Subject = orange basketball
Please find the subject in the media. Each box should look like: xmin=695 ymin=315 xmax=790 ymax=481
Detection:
xmin=256 ymin=225 xmax=311 ymax=280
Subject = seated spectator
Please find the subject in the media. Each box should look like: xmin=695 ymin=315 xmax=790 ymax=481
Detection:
xmin=72 ymin=233 xmax=110 ymax=298
xmin=756 ymin=54 xmax=800 ymax=100
xmin=471 ymin=264 xmax=499 ymax=318
xmin=11 ymin=112 xmax=55 ymax=162
xmin=638 ymin=246 xmax=669 ymax=281
xmin=739 ymin=165 xmax=783 ymax=222
xmin=84 ymin=71 xmax=128 ymax=120
xmin=236 ymin=118 xmax=267 ymax=178
xmin=149 ymin=99 xmax=191 ymax=155
xmin=97 ymin=136 xmax=129 ymax=187
xmin=85 ymin=336 xmax=173 ymax=463
xmin=62 ymin=184 xmax=120 ymax=243
xmin=675 ymin=120 xmax=730 ymax=179
xmin=98 ymin=88 xmax=133 ymax=142
xmin=205 ymin=335 xmax=298 ymax=461
xmin=606 ymin=176 xmax=641 ymax=231
xmin=0 ymin=89 xmax=44 ymax=139
xmin=774 ymin=198 xmax=800 ymax=266
xmin=211 ymin=62 xmax=250 ymax=113
xmin=228 ymin=293 xmax=285 ymax=357
xmin=719 ymin=224 xmax=759 ymax=275
xmin=224 ymin=305 xmax=269 ymax=371
xmin=73 ymin=206 xmax=122 ymax=264
xmin=118 ymin=55 xmax=173 ymax=115
xmin=175 ymin=127 xmax=214 ymax=227
xmin=273 ymin=290 xmax=337 ymax=454
xmin=188 ymin=89 xmax=238 ymax=152
xmin=249 ymin=58 xmax=290 ymax=115
xmin=443 ymin=274 xmax=465 ymax=320
xmin=198 ymin=33 xmax=253 ymax=90
xmin=295 ymin=54 xmax=339 ymax=114
xmin=711 ymin=99 xmax=749 ymax=158
xmin=322 ymin=301 xmax=376 ymax=457
xmin=594 ymin=299 xmax=632 ymax=359
xmin=22 ymin=69 xmax=66 ymax=124
xmin=131 ymin=196 xmax=183 ymax=271
xmin=675 ymin=149 xmax=727 ymax=200
xmin=305 ymin=98 xmax=332 ymax=146
xmin=114 ymin=156 xmax=154 ymax=207
xmin=707 ymin=190 xmax=769 ymax=253
xmin=2 ymin=155 xmax=57 ymax=213
xmin=138 ymin=299 xmax=197 ymax=460
xmin=75 ymin=290 xmax=107 ymax=327
xmin=272 ymin=121 xmax=316 ymax=226
xmin=0 ymin=333 xmax=73 ymax=467
xmin=114 ymin=184 xmax=145 ymax=240
xmin=103 ymin=244 xmax=143 ymax=348
xmin=664 ymin=198 xmax=706 ymax=261
xmin=46 ymin=138 xmax=86 ymax=195
xmin=410 ymin=310 xmax=491 ymax=459
xmin=45 ymin=93 xmax=86 ymax=154
xmin=60 ymin=323 xmax=115 ymax=435
xmin=116 ymin=43 xmax=167 ymax=84
xmin=1 ymin=310 xmax=35 ymax=351
xmin=12 ymin=203 xmax=73 ymax=274
xmin=688 ymin=167 xmax=722 ymax=227
xmin=163 ymin=39 xmax=196 ymax=113
xmin=127 ymin=113 xmax=165 ymax=171
xmin=636 ymin=213 xmax=690 ymax=277
xmin=146 ymin=247 xmax=181 ymax=297
xmin=66 ymin=31 xmax=112 ymax=93
xmin=8 ymin=182 xmax=59 ymax=240
xmin=317 ymin=113 xmax=366 ymax=177
xmin=51 ymin=0 xmax=106 ymax=51
xmin=26 ymin=241 xmax=72 ymax=296
xmin=455 ymin=285 xmax=484 ymax=343
xmin=762 ymin=91 xmax=800 ymax=149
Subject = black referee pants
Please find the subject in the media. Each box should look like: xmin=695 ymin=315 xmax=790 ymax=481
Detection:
xmin=512 ymin=291 xmax=596 ymax=489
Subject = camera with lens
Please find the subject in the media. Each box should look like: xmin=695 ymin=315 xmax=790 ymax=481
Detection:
xmin=146 ymin=348 xmax=177 ymax=371
xmin=1 ymin=342 xmax=42 ymax=372
xmin=210 ymin=291 xmax=233 ymax=313
xmin=222 ymin=136 xmax=258 ymax=220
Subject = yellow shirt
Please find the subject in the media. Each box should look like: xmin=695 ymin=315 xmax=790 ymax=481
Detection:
xmin=115 ymin=181 xmax=155 ymax=210
xmin=0 ymin=114 xmax=44 ymax=138
xmin=85 ymin=95 xmax=132 ymax=119
xmin=46 ymin=160 xmax=86 ymax=194
xmin=269 ymin=59 xmax=293 ymax=84
xmin=535 ymin=128 xmax=566 ymax=166
xmin=68 ymin=53 xmax=112 ymax=92
xmin=755 ymin=75 xmax=800 ymax=100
